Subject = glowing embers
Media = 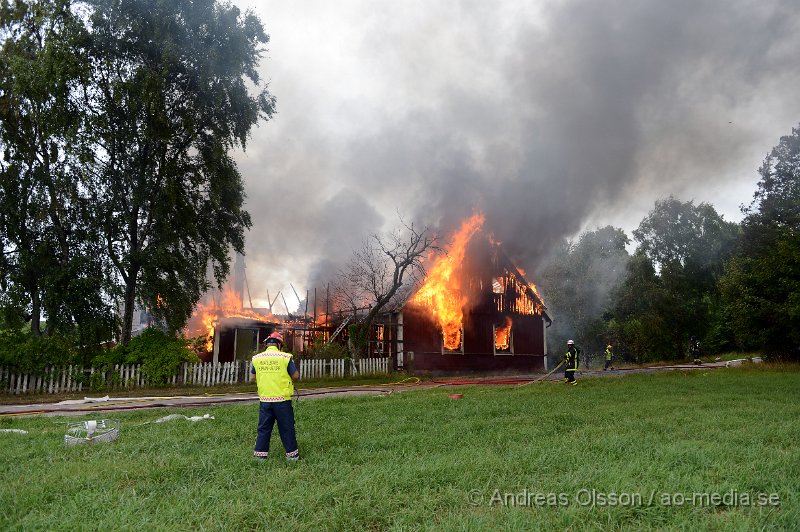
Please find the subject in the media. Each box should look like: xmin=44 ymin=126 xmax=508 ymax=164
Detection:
xmin=494 ymin=316 xmax=513 ymax=354
xmin=412 ymin=213 xmax=485 ymax=350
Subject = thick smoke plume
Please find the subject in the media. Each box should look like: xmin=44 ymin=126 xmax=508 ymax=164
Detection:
xmin=232 ymin=0 xmax=800 ymax=305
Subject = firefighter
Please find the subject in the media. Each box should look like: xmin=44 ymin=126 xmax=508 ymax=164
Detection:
xmin=251 ymin=332 xmax=301 ymax=461
xmin=563 ymin=340 xmax=579 ymax=385
xmin=604 ymin=344 xmax=613 ymax=371
xmin=690 ymin=336 xmax=702 ymax=365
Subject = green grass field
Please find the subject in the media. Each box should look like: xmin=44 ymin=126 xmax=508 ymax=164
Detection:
xmin=1 ymin=367 xmax=797 ymax=530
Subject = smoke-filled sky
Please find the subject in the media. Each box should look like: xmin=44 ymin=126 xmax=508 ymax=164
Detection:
xmin=229 ymin=0 xmax=800 ymax=311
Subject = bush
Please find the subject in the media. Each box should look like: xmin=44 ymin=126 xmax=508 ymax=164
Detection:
xmin=106 ymin=328 xmax=199 ymax=385
xmin=302 ymin=334 xmax=350 ymax=360
xmin=0 ymin=329 xmax=76 ymax=373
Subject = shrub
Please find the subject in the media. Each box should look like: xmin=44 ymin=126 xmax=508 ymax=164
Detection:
xmin=302 ymin=334 xmax=350 ymax=360
xmin=106 ymin=327 xmax=199 ymax=385
xmin=0 ymin=329 xmax=76 ymax=373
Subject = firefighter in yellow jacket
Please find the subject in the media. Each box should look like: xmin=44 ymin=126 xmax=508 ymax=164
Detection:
xmin=251 ymin=332 xmax=300 ymax=460
xmin=604 ymin=344 xmax=613 ymax=371
xmin=563 ymin=339 xmax=578 ymax=385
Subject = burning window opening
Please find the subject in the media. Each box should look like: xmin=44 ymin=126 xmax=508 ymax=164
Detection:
xmin=493 ymin=272 xmax=544 ymax=316
xmin=442 ymin=324 xmax=464 ymax=354
xmin=492 ymin=278 xmax=503 ymax=294
xmin=374 ymin=324 xmax=385 ymax=353
xmin=494 ymin=316 xmax=513 ymax=354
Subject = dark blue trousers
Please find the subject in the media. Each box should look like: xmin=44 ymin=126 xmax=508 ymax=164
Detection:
xmin=254 ymin=400 xmax=298 ymax=457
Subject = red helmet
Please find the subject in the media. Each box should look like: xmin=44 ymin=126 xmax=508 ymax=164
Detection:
xmin=267 ymin=331 xmax=284 ymax=344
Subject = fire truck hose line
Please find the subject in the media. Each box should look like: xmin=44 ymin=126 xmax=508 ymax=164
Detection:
xmin=0 ymin=378 xmax=425 ymax=417
xmin=516 ymin=360 xmax=566 ymax=387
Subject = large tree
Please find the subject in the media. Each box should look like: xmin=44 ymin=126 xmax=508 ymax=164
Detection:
xmin=0 ymin=0 xmax=113 ymax=342
xmin=616 ymin=197 xmax=739 ymax=359
xmin=82 ymin=0 xmax=275 ymax=343
xmin=721 ymin=124 xmax=800 ymax=359
xmin=538 ymin=226 xmax=630 ymax=357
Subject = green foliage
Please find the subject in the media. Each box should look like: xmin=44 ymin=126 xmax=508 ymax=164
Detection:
xmin=302 ymin=334 xmax=349 ymax=360
xmin=83 ymin=0 xmax=274 ymax=342
xmin=106 ymin=327 xmax=199 ymax=385
xmin=611 ymin=199 xmax=739 ymax=359
xmin=346 ymin=323 xmax=369 ymax=359
xmin=0 ymin=328 xmax=75 ymax=372
xmin=0 ymin=0 xmax=112 ymax=339
xmin=186 ymin=335 xmax=211 ymax=359
xmin=720 ymin=124 xmax=800 ymax=360
xmin=538 ymin=226 xmax=630 ymax=354
xmin=1 ymin=0 xmax=274 ymax=345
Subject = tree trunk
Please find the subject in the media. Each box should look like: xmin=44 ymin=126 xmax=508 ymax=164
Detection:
xmin=120 ymin=267 xmax=139 ymax=345
xmin=31 ymin=289 xmax=42 ymax=337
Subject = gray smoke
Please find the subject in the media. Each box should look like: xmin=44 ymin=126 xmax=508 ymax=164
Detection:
xmin=232 ymin=0 xmax=800 ymax=304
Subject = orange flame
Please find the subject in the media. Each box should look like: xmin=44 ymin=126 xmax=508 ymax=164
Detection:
xmin=412 ymin=213 xmax=485 ymax=349
xmin=494 ymin=272 xmax=544 ymax=315
xmin=495 ymin=316 xmax=512 ymax=351
xmin=186 ymin=287 xmax=277 ymax=352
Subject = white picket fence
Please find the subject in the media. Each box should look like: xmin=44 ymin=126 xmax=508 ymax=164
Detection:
xmin=298 ymin=359 xmax=346 ymax=379
xmin=1 ymin=357 xmax=392 ymax=395
xmin=296 ymin=357 xmax=391 ymax=379
xmin=182 ymin=361 xmax=245 ymax=387
xmin=352 ymin=357 xmax=391 ymax=376
xmin=0 ymin=365 xmax=89 ymax=395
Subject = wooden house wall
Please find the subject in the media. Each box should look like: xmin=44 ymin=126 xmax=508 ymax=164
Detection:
xmin=398 ymin=305 xmax=545 ymax=373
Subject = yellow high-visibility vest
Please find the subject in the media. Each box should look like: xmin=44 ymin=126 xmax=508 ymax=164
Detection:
xmin=252 ymin=346 xmax=294 ymax=402
xmin=565 ymin=349 xmax=577 ymax=371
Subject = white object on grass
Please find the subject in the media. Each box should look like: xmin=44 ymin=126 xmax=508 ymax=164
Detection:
xmin=56 ymin=395 xmax=111 ymax=405
xmin=64 ymin=419 xmax=120 ymax=445
xmin=153 ymin=413 xmax=214 ymax=423
xmin=0 ymin=429 xmax=28 ymax=434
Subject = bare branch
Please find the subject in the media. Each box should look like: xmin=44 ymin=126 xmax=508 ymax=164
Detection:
xmin=333 ymin=215 xmax=438 ymax=357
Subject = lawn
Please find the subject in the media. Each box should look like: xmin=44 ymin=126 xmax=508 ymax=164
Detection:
xmin=1 ymin=367 xmax=797 ymax=530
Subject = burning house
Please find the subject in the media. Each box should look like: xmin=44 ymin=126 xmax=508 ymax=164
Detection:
xmin=372 ymin=214 xmax=552 ymax=373
xmin=186 ymin=255 xmax=325 ymax=363
xmin=182 ymin=216 xmax=549 ymax=373
xmin=185 ymin=255 xmax=280 ymax=363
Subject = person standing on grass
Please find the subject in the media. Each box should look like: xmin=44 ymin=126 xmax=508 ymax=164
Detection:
xmin=690 ymin=336 xmax=702 ymax=365
xmin=563 ymin=340 xmax=579 ymax=385
xmin=604 ymin=344 xmax=613 ymax=371
xmin=251 ymin=332 xmax=301 ymax=461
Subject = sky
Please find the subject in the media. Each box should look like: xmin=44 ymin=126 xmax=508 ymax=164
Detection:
xmin=228 ymin=0 xmax=800 ymax=311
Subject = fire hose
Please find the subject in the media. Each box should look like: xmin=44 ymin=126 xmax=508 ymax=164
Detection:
xmin=429 ymin=362 xmax=567 ymax=388
xmin=515 ymin=360 xmax=565 ymax=387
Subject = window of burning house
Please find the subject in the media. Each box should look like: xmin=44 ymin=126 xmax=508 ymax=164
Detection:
xmin=494 ymin=274 xmax=542 ymax=316
xmin=373 ymin=324 xmax=384 ymax=353
xmin=494 ymin=316 xmax=513 ymax=355
xmin=492 ymin=278 xmax=503 ymax=294
xmin=442 ymin=324 xmax=464 ymax=354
